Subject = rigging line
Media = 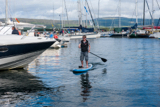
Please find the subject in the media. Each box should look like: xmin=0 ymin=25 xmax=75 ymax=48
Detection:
xmin=0 ymin=2 xmax=5 ymax=23
xmin=52 ymin=2 xmax=54 ymax=27
xmin=86 ymin=0 xmax=94 ymax=25
xmin=0 ymin=1 xmax=10 ymax=32
xmin=85 ymin=0 xmax=96 ymax=28
xmin=0 ymin=8 xmax=7 ymax=32
xmin=155 ymin=0 xmax=160 ymax=10
xmin=129 ymin=2 xmax=137 ymax=26
xmin=67 ymin=0 xmax=72 ymax=24
xmin=81 ymin=0 xmax=88 ymax=26
xmin=88 ymin=0 xmax=99 ymax=27
xmin=64 ymin=0 xmax=69 ymax=28
xmin=8 ymin=7 xmax=18 ymax=27
xmin=145 ymin=0 xmax=153 ymax=20
xmin=5 ymin=2 xmax=16 ymax=34
xmin=109 ymin=0 xmax=120 ymax=31
xmin=130 ymin=7 xmax=136 ymax=26
xmin=89 ymin=0 xmax=99 ymax=27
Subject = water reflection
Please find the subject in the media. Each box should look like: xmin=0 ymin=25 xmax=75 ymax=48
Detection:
xmin=29 ymin=48 xmax=61 ymax=70
xmin=0 ymin=69 xmax=48 ymax=106
xmin=0 ymin=69 xmax=66 ymax=106
xmin=102 ymin=68 xmax=107 ymax=74
xmin=0 ymin=69 xmax=47 ymax=93
xmin=80 ymin=73 xmax=92 ymax=102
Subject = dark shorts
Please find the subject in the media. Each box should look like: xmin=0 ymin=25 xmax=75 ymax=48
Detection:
xmin=80 ymin=52 xmax=88 ymax=61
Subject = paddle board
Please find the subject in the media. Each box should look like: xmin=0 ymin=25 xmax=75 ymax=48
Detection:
xmin=73 ymin=64 xmax=93 ymax=72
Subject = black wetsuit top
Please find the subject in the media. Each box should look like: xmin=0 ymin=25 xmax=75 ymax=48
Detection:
xmin=81 ymin=40 xmax=89 ymax=52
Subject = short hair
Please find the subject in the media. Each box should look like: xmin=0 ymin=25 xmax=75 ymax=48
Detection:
xmin=12 ymin=26 xmax=15 ymax=29
xmin=83 ymin=35 xmax=86 ymax=38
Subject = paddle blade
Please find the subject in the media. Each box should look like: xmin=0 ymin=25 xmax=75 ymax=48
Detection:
xmin=101 ymin=58 xmax=107 ymax=62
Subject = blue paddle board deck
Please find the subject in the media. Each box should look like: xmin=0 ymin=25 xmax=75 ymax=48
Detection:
xmin=73 ymin=64 xmax=93 ymax=72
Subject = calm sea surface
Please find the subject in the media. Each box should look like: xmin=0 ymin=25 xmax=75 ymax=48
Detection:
xmin=0 ymin=37 xmax=160 ymax=107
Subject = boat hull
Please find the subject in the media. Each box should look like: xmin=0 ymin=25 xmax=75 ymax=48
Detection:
xmin=129 ymin=33 xmax=149 ymax=38
xmin=70 ymin=33 xmax=100 ymax=39
xmin=0 ymin=41 xmax=54 ymax=70
xmin=0 ymin=50 xmax=45 ymax=70
xmin=110 ymin=33 xmax=127 ymax=37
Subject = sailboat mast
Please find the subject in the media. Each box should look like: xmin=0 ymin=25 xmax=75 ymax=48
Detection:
xmin=64 ymin=0 xmax=69 ymax=28
xmin=98 ymin=0 xmax=100 ymax=25
xmin=78 ymin=0 xmax=82 ymax=26
xmin=53 ymin=4 xmax=54 ymax=28
xmin=152 ymin=0 xmax=154 ymax=30
xmin=62 ymin=0 xmax=64 ymax=28
xmin=136 ymin=0 xmax=138 ymax=24
xmin=143 ymin=0 xmax=145 ymax=26
xmin=119 ymin=0 xmax=121 ymax=28
xmin=85 ymin=0 xmax=96 ymax=28
xmin=85 ymin=1 xmax=87 ymax=27
xmin=5 ymin=0 xmax=8 ymax=25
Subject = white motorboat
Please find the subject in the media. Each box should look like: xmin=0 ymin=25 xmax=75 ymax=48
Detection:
xmin=0 ymin=0 xmax=56 ymax=70
xmin=0 ymin=27 xmax=55 ymax=70
xmin=70 ymin=32 xmax=100 ymax=39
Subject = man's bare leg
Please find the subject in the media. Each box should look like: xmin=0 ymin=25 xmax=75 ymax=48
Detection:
xmin=86 ymin=61 xmax=88 ymax=68
xmin=81 ymin=61 xmax=83 ymax=67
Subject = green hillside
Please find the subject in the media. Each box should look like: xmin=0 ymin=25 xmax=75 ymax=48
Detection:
xmin=0 ymin=17 xmax=159 ymax=29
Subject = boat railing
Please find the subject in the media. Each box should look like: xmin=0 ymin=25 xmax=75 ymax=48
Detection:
xmin=21 ymin=25 xmax=46 ymax=40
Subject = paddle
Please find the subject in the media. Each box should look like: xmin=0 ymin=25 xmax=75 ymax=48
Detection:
xmin=90 ymin=52 xmax=107 ymax=62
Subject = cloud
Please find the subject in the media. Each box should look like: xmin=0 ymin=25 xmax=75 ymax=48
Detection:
xmin=54 ymin=7 xmax=63 ymax=14
xmin=0 ymin=0 xmax=159 ymax=20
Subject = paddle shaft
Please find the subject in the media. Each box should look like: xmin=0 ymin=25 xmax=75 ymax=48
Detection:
xmin=90 ymin=52 xmax=102 ymax=58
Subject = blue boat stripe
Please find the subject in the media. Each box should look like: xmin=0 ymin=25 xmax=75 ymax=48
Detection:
xmin=0 ymin=41 xmax=54 ymax=59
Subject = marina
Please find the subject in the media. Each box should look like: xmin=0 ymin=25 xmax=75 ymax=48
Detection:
xmin=0 ymin=0 xmax=160 ymax=106
xmin=0 ymin=37 xmax=160 ymax=106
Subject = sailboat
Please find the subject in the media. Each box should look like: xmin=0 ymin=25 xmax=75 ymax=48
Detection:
xmin=69 ymin=0 xmax=100 ymax=39
xmin=129 ymin=0 xmax=152 ymax=38
xmin=55 ymin=0 xmax=70 ymax=47
xmin=150 ymin=18 xmax=160 ymax=38
xmin=109 ymin=0 xmax=128 ymax=37
xmin=149 ymin=0 xmax=160 ymax=38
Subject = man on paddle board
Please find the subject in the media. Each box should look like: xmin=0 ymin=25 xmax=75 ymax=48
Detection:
xmin=78 ymin=35 xmax=90 ymax=68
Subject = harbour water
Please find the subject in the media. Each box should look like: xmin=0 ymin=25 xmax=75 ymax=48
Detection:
xmin=0 ymin=37 xmax=160 ymax=107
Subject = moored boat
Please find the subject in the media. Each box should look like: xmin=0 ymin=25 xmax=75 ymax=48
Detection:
xmin=110 ymin=32 xmax=127 ymax=37
xmin=70 ymin=32 xmax=100 ymax=39
xmin=0 ymin=34 xmax=55 ymax=70
xmin=129 ymin=30 xmax=149 ymax=38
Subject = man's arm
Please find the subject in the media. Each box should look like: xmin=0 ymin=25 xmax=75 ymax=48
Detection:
xmin=78 ymin=44 xmax=81 ymax=48
xmin=88 ymin=44 xmax=90 ymax=53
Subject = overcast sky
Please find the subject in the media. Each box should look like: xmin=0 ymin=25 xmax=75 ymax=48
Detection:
xmin=0 ymin=0 xmax=159 ymax=20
